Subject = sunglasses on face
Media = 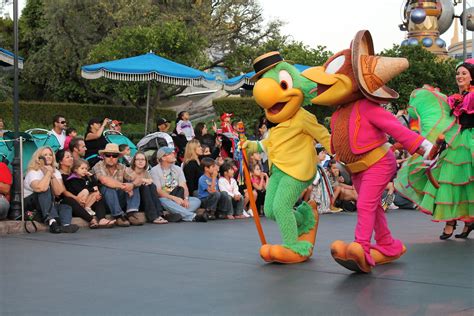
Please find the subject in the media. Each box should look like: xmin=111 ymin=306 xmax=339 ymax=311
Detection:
xmin=104 ymin=153 xmax=119 ymax=158
xmin=57 ymin=120 xmax=67 ymax=124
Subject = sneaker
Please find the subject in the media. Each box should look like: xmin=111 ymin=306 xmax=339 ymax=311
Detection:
xmin=247 ymin=209 xmax=254 ymax=217
xmin=242 ymin=210 xmax=250 ymax=218
xmin=388 ymin=203 xmax=399 ymax=210
xmin=193 ymin=213 xmax=208 ymax=222
xmin=127 ymin=212 xmax=145 ymax=226
xmin=115 ymin=216 xmax=130 ymax=227
xmin=330 ymin=206 xmax=343 ymax=213
xmin=60 ymin=224 xmax=79 ymax=233
xmin=49 ymin=221 xmax=61 ymax=234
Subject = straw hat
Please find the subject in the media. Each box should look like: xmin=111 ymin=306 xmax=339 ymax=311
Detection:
xmin=98 ymin=143 xmax=121 ymax=155
xmin=250 ymin=51 xmax=291 ymax=82
xmin=352 ymin=30 xmax=409 ymax=103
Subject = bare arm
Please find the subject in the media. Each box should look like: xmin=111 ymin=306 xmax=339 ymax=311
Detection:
xmin=0 ymin=182 xmax=10 ymax=195
xmin=85 ymin=118 xmax=109 ymax=141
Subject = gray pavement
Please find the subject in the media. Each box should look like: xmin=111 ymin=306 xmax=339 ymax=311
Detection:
xmin=1 ymin=209 xmax=473 ymax=315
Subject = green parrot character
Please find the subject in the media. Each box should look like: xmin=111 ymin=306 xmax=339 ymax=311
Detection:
xmin=246 ymin=51 xmax=332 ymax=264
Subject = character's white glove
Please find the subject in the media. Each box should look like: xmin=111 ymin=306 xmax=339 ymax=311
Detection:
xmin=420 ymin=139 xmax=434 ymax=160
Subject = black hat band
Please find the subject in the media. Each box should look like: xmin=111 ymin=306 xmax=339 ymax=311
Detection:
xmin=253 ymin=53 xmax=283 ymax=74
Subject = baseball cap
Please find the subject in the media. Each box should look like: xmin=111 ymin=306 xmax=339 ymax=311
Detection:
xmin=156 ymin=118 xmax=170 ymax=126
xmin=156 ymin=146 xmax=175 ymax=160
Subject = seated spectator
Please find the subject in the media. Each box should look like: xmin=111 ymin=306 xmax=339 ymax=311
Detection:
xmin=85 ymin=117 xmax=111 ymax=167
xmin=50 ymin=114 xmax=67 ymax=149
xmin=327 ymin=159 xmax=357 ymax=212
xmin=218 ymin=162 xmax=245 ymax=219
xmin=198 ymin=157 xmax=233 ymax=220
xmin=182 ymin=139 xmax=204 ymax=197
xmin=92 ymin=143 xmax=143 ymax=227
xmin=155 ymin=117 xmax=174 ymax=147
xmin=23 ymin=147 xmax=78 ymax=233
xmin=69 ymin=137 xmax=87 ymax=160
xmin=57 ymin=149 xmax=110 ymax=228
xmin=63 ymin=127 xmax=77 ymax=151
xmin=130 ymin=151 xmax=169 ymax=224
xmin=150 ymin=147 xmax=206 ymax=222
xmin=0 ymin=160 xmax=12 ymax=220
xmin=119 ymin=144 xmax=132 ymax=167
xmin=316 ymin=144 xmax=331 ymax=169
xmin=250 ymin=162 xmax=268 ymax=216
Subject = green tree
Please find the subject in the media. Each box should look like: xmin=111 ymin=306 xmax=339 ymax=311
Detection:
xmin=381 ymin=45 xmax=458 ymax=108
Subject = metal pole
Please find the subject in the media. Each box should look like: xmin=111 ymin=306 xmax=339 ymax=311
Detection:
xmin=463 ymin=0 xmax=467 ymax=60
xmin=9 ymin=0 xmax=22 ymax=220
xmin=144 ymin=81 xmax=151 ymax=135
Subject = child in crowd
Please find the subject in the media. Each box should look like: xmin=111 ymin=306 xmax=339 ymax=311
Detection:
xmin=119 ymin=144 xmax=132 ymax=167
xmin=218 ymin=162 xmax=245 ymax=219
xmin=65 ymin=159 xmax=101 ymax=216
xmin=63 ymin=127 xmax=77 ymax=151
xmin=198 ymin=157 xmax=233 ymax=219
xmin=327 ymin=159 xmax=357 ymax=213
xmin=175 ymin=111 xmax=195 ymax=141
xmin=250 ymin=162 xmax=268 ymax=216
xmin=201 ymin=144 xmax=211 ymax=156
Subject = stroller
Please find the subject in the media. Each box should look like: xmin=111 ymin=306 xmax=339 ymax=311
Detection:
xmin=85 ymin=130 xmax=137 ymax=167
xmin=2 ymin=129 xmax=60 ymax=172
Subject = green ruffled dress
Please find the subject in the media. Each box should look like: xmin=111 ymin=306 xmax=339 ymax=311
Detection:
xmin=395 ymin=87 xmax=474 ymax=222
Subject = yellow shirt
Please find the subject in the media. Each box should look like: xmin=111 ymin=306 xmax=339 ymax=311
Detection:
xmin=261 ymin=108 xmax=331 ymax=181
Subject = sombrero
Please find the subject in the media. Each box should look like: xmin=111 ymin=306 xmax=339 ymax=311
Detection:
xmin=352 ymin=30 xmax=409 ymax=103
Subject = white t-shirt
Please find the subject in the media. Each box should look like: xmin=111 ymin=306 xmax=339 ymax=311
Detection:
xmin=24 ymin=169 xmax=62 ymax=198
xmin=50 ymin=129 xmax=66 ymax=149
xmin=218 ymin=176 xmax=241 ymax=198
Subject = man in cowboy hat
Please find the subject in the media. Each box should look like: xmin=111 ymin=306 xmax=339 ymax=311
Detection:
xmin=302 ymin=30 xmax=434 ymax=273
xmin=92 ymin=143 xmax=144 ymax=227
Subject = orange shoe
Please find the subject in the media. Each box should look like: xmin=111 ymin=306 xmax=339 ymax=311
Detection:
xmin=345 ymin=242 xmax=372 ymax=273
xmin=370 ymin=244 xmax=407 ymax=265
xmin=260 ymin=244 xmax=273 ymax=263
xmin=297 ymin=200 xmax=320 ymax=246
xmin=269 ymin=244 xmax=310 ymax=264
xmin=330 ymin=240 xmax=349 ymax=261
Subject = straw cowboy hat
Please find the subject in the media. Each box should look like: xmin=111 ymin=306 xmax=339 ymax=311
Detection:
xmin=352 ymin=30 xmax=409 ymax=103
xmin=98 ymin=143 xmax=121 ymax=155
xmin=250 ymin=51 xmax=292 ymax=81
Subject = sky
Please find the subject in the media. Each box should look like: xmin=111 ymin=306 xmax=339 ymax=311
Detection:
xmin=4 ymin=0 xmax=470 ymax=54
xmin=259 ymin=0 xmax=468 ymax=53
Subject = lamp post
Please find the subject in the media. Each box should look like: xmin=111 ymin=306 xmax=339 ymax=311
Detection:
xmin=8 ymin=0 xmax=22 ymax=220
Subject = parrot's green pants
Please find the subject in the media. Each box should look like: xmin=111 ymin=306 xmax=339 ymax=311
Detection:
xmin=264 ymin=165 xmax=316 ymax=256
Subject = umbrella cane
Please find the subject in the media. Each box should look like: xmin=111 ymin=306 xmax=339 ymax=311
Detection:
xmin=236 ymin=122 xmax=267 ymax=245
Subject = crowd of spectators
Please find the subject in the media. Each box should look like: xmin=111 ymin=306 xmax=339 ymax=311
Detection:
xmin=0 ymin=109 xmax=415 ymax=234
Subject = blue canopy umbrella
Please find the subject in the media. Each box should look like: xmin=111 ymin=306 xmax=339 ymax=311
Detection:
xmin=81 ymin=52 xmax=217 ymax=133
xmin=0 ymin=47 xmax=24 ymax=69
xmin=223 ymin=64 xmax=310 ymax=91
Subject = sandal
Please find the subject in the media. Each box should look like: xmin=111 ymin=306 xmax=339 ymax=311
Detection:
xmin=89 ymin=217 xmax=99 ymax=229
xmin=98 ymin=218 xmax=116 ymax=228
xmin=153 ymin=216 xmax=168 ymax=224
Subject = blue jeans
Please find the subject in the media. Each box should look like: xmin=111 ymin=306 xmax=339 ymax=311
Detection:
xmin=159 ymin=196 xmax=201 ymax=221
xmin=24 ymin=189 xmax=73 ymax=224
xmin=100 ymin=186 xmax=140 ymax=217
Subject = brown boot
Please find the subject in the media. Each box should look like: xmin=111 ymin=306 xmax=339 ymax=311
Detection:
xmin=127 ymin=212 xmax=145 ymax=226
xmin=115 ymin=216 xmax=130 ymax=227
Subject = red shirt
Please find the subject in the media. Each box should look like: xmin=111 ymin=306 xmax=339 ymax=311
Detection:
xmin=0 ymin=162 xmax=13 ymax=201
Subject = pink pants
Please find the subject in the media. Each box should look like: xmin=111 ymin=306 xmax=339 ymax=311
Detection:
xmin=351 ymin=151 xmax=403 ymax=266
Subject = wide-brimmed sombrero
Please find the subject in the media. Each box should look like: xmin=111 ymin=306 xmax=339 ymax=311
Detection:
xmin=352 ymin=30 xmax=409 ymax=103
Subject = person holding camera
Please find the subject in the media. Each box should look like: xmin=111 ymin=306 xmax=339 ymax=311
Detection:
xmin=84 ymin=118 xmax=111 ymax=167
xmin=23 ymin=146 xmax=78 ymax=233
